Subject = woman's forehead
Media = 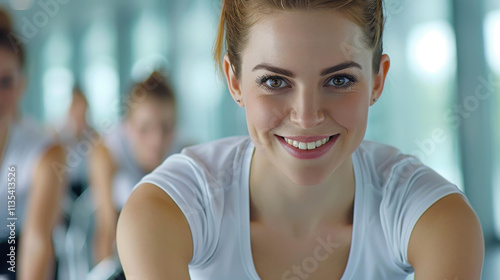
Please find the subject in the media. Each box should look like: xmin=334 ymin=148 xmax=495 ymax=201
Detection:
xmin=242 ymin=10 xmax=370 ymax=70
xmin=130 ymin=99 xmax=175 ymax=121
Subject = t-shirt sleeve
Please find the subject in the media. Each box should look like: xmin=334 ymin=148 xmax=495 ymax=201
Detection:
xmin=130 ymin=153 xmax=217 ymax=267
xmin=379 ymin=157 xmax=465 ymax=271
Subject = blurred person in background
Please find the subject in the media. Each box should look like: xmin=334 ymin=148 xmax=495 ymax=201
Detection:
xmin=89 ymin=71 xmax=177 ymax=265
xmin=54 ymin=86 xmax=95 ymax=199
xmin=0 ymin=11 xmax=66 ymax=280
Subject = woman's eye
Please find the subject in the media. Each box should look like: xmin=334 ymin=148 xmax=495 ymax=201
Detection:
xmin=327 ymin=76 xmax=351 ymax=87
xmin=265 ymin=77 xmax=287 ymax=88
xmin=256 ymin=75 xmax=290 ymax=93
xmin=0 ymin=77 xmax=14 ymax=89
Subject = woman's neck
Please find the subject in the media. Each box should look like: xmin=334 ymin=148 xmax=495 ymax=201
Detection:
xmin=249 ymin=150 xmax=355 ymax=237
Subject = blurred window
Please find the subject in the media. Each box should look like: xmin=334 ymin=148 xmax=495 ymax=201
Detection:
xmin=42 ymin=32 xmax=73 ymax=124
xmin=485 ymin=5 xmax=500 ymax=239
xmin=171 ymin=0 xmax=223 ymax=143
xmin=131 ymin=9 xmax=169 ymax=81
xmin=365 ymin=0 xmax=463 ymax=189
xmin=82 ymin=18 xmax=120 ymax=128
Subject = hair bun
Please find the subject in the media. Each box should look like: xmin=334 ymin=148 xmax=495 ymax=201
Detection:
xmin=145 ymin=71 xmax=164 ymax=85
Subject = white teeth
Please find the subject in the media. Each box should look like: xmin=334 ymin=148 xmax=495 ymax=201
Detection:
xmin=283 ymin=136 xmax=332 ymax=150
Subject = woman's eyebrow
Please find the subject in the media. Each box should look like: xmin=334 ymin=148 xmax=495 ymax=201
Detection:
xmin=320 ymin=61 xmax=362 ymax=76
xmin=252 ymin=63 xmax=295 ymax=77
xmin=251 ymin=61 xmax=363 ymax=78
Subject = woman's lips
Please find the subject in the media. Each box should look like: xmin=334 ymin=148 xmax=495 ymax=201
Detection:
xmin=276 ymin=134 xmax=339 ymax=160
xmin=280 ymin=135 xmax=332 ymax=142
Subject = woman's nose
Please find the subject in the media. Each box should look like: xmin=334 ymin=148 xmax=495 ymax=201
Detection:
xmin=289 ymin=89 xmax=325 ymax=129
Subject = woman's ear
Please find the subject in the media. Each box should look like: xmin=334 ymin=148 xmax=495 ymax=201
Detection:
xmin=370 ymin=54 xmax=390 ymax=106
xmin=223 ymin=54 xmax=244 ymax=107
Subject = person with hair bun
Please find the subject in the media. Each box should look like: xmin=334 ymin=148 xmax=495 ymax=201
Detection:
xmin=89 ymin=71 xmax=178 ymax=265
xmin=53 ymin=86 xmax=94 ymax=198
xmin=118 ymin=1 xmax=484 ymax=279
xmin=0 ymin=22 xmax=66 ymax=280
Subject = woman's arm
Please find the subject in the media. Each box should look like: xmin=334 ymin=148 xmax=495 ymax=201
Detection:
xmin=88 ymin=141 xmax=118 ymax=264
xmin=18 ymin=144 xmax=66 ymax=280
xmin=117 ymin=183 xmax=192 ymax=279
xmin=408 ymin=193 xmax=484 ymax=279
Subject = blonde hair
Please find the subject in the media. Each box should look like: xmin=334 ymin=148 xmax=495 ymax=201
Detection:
xmin=214 ymin=0 xmax=385 ymax=78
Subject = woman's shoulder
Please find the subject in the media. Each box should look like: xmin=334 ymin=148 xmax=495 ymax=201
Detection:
xmin=355 ymin=140 xmax=461 ymax=204
xmin=136 ymin=136 xmax=252 ymax=193
xmin=356 ymin=140 xmax=443 ymax=185
xmin=128 ymin=138 xmax=254 ymax=266
xmin=356 ymin=140 xmax=408 ymax=168
xmin=181 ymin=136 xmax=252 ymax=161
xmin=171 ymin=136 xmax=253 ymax=173
xmin=355 ymin=141 xmax=465 ymax=269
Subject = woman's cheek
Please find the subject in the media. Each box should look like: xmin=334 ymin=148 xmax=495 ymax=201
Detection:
xmin=330 ymin=92 xmax=369 ymax=132
xmin=246 ymin=94 xmax=287 ymax=132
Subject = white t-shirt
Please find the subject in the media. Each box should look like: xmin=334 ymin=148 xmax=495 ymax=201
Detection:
xmin=102 ymin=123 xmax=183 ymax=210
xmin=102 ymin=124 xmax=146 ymax=210
xmin=132 ymin=136 xmax=464 ymax=280
xmin=0 ymin=117 xmax=55 ymax=238
xmin=55 ymin=120 xmax=95 ymax=186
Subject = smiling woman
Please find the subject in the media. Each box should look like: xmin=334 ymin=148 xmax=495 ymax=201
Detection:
xmin=117 ymin=1 xmax=484 ymax=280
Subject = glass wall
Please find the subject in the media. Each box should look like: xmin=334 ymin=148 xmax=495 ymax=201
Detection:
xmin=82 ymin=15 xmax=120 ymax=128
xmin=365 ymin=0 xmax=463 ymax=188
xmin=485 ymin=0 xmax=500 ymax=240
xmin=169 ymin=0 xmax=226 ymax=144
xmin=42 ymin=30 xmax=73 ymax=125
